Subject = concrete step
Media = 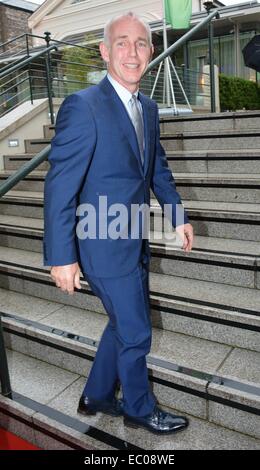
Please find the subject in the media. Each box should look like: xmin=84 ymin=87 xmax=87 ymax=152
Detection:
xmin=0 ymin=191 xmax=43 ymax=219
xmin=43 ymin=124 xmax=55 ymax=140
xmin=0 ymin=217 xmax=259 ymax=289
xmin=1 ymin=192 xmax=259 ymax=241
xmin=175 ymin=174 xmax=260 ymax=204
xmin=152 ymin=199 xmax=260 ymax=242
xmin=1 ymin=297 xmax=259 ymax=442
xmin=150 ymin=232 xmax=260 ymax=289
xmin=0 ymin=246 xmax=259 ymax=352
xmin=0 ymin=170 xmax=47 ymax=193
xmin=4 ymin=149 xmax=260 ymax=176
xmin=167 ymin=150 xmax=260 ymax=175
xmin=1 ymin=353 xmax=259 ymax=449
xmin=1 ymin=170 xmax=260 ymax=204
xmin=160 ymin=111 xmax=260 ymax=134
xmin=3 ymin=154 xmax=49 ymax=171
xmin=24 ymin=128 xmax=260 ymax=156
xmin=24 ymin=139 xmax=50 ymax=153
xmin=161 ymin=130 xmax=260 ymax=151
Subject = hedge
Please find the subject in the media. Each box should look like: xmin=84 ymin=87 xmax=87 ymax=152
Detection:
xmin=219 ymin=73 xmax=260 ymax=111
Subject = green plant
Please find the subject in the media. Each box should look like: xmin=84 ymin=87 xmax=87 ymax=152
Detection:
xmin=219 ymin=73 xmax=260 ymax=111
xmin=62 ymin=34 xmax=101 ymax=93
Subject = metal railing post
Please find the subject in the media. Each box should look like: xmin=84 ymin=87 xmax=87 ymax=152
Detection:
xmin=183 ymin=41 xmax=190 ymax=102
xmin=208 ymin=20 xmax=216 ymax=112
xmin=44 ymin=31 xmax=55 ymax=124
xmin=0 ymin=316 xmax=12 ymax=398
xmin=26 ymin=33 xmax=34 ymax=105
xmin=204 ymin=1 xmax=218 ymax=113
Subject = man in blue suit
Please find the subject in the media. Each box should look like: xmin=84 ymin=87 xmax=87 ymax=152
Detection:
xmin=44 ymin=12 xmax=193 ymax=434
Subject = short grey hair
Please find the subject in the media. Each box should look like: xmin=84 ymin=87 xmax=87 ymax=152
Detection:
xmin=103 ymin=11 xmax=152 ymax=47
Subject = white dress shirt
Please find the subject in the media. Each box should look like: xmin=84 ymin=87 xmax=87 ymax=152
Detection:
xmin=107 ymin=73 xmax=143 ymax=121
xmin=107 ymin=73 xmax=145 ymax=158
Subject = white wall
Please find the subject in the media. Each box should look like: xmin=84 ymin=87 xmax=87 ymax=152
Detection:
xmin=0 ymin=99 xmax=62 ymax=169
xmin=29 ymin=0 xmax=203 ymax=44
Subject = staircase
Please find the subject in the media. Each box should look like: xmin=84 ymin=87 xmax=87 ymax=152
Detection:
xmin=0 ymin=111 xmax=259 ymax=450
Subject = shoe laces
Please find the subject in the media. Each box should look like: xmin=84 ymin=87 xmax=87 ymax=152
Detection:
xmin=154 ymin=407 xmax=168 ymax=424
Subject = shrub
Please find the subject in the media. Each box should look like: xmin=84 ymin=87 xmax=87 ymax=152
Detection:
xmin=62 ymin=34 xmax=101 ymax=94
xmin=219 ymin=73 xmax=260 ymax=111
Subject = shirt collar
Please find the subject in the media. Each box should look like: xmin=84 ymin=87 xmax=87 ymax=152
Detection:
xmin=107 ymin=73 xmax=139 ymax=106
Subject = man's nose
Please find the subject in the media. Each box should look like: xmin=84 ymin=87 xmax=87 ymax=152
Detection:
xmin=128 ymin=43 xmax=137 ymax=56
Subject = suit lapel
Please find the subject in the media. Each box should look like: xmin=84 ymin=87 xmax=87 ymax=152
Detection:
xmin=99 ymin=77 xmax=144 ymax=173
xmin=139 ymin=92 xmax=153 ymax=177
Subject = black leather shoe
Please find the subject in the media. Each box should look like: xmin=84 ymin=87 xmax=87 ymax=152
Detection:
xmin=124 ymin=406 xmax=189 ymax=434
xmin=77 ymin=395 xmax=124 ymax=417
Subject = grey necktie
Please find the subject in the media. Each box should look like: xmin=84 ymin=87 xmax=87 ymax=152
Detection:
xmin=129 ymin=94 xmax=144 ymax=166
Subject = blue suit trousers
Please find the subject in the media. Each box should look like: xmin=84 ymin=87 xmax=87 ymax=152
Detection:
xmin=82 ymin=254 xmax=156 ymax=417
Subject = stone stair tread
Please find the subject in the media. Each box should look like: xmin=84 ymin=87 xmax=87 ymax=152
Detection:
xmin=0 ymin=246 xmax=42 ymax=269
xmin=1 ymin=289 xmax=259 ymax=386
xmin=150 ymin=270 xmax=260 ymax=314
xmin=173 ymin=173 xmax=260 ymax=181
xmin=158 ymin=199 xmax=260 ymax=214
xmin=0 ymin=170 xmax=47 ymax=178
xmin=25 ymin=138 xmax=50 ymax=143
xmin=2 ymin=169 xmax=260 ymax=182
xmin=2 ymin=190 xmax=43 ymax=200
xmin=48 ymin=388 xmax=260 ymax=450
xmin=151 ymin=232 xmax=260 ymax=256
xmin=3 ymin=191 xmax=260 ymax=215
xmin=161 ymin=129 xmax=260 ymax=137
xmin=0 ymin=214 xmax=43 ymax=229
xmin=0 ymin=292 xmax=233 ymax=377
xmin=4 ymin=149 xmax=260 ymax=159
xmin=1 ymin=215 xmax=259 ymax=256
xmin=167 ymin=149 xmax=260 ymax=155
xmin=0 ymin=246 xmax=259 ymax=315
xmin=160 ymin=110 xmax=260 ymax=120
xmin=6 ymin=349 xmax=79 ymax=406
xmin=2 ymin=351 xmax=259 ymax=449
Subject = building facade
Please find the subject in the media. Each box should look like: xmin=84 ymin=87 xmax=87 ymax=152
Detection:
xmin=0 ymin=0 xmax=37 ymax=51
xmin=28 ymin=0 xmax=222 ymax=45
xmin=27 ymin=0 xmax=260 ymax=82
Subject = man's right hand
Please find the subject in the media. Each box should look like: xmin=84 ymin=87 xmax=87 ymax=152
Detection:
xmin=50 ymin=262 xmax=81 ymax=295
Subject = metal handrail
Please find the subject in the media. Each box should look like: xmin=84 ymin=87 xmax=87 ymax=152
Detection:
xmin=0 ymin=31 xmax=99 ymax=60
xmin=0 ymin=145 xmax=51 ymax=198
xmin=0 ymin=32 xmax=27 ymax=51
xmin=0 ymin=45 xmax=57 ymax=79
xmin=48 ymin=36 xmax=99 ymax=53
xmin=0 ymin=54 xmax=29 ymax=75
xmin=0 ymin=71 xmax=28 ymax=96
xmin=0 ymin=44 xmax=58 ymax=125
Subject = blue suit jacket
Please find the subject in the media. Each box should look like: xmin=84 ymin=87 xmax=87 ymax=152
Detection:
xmin=43 ymin=76 xmax=189 ymax=277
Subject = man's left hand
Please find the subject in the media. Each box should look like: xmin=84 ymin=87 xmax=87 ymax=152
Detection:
xmin=175 ymin=223 xmax=194 ymax=252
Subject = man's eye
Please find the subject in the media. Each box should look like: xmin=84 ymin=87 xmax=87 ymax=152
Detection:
xmin=138 ymin=42 xmax=147 ymax=47
xmin=117 ymin=42 xmax=125 ymax=46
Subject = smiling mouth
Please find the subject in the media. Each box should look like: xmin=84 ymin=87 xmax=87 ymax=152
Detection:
xmin=123 ymin=64 xmax=140 ymax=69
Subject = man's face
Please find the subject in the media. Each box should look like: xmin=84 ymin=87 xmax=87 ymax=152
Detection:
xmin=100 ymin=17 xmax=154 ymax=93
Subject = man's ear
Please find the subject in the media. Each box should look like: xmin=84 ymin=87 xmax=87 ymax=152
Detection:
xmin=150 ymin=43 xmax=154 ymax=60
xmin=99 ymin=42 xmax=109 ymax=63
